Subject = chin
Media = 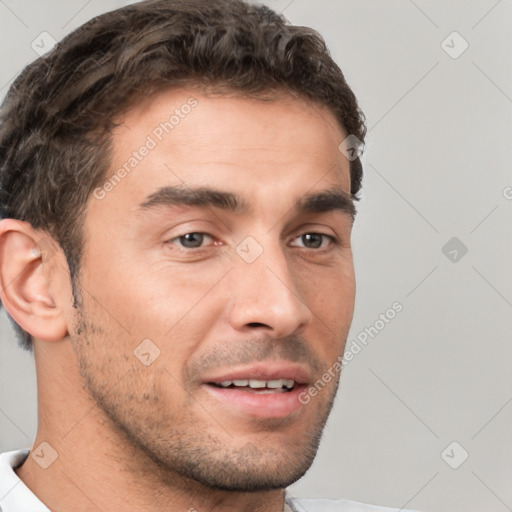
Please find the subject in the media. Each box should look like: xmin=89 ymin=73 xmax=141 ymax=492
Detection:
xmin=177 ymin=450 xmax=316 ymax=492
xmin=155 ymin=427 xmax=324 ymax=493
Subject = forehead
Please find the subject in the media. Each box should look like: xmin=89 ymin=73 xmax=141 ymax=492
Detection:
xmin=97 ymin=88 xmax=351 ymax=217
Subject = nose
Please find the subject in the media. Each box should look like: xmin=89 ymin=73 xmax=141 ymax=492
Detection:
xmin=226 ymin=241 xmax=313 ymax=339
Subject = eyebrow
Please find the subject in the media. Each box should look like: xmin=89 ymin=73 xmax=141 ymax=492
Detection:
xmin=138 ymin=185 xmax=356 ymax=220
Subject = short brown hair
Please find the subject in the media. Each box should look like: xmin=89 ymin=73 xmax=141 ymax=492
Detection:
xmin=0 ymin=0 xmax=366 ymax=350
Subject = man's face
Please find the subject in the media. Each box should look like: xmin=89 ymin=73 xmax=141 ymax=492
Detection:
xmin=70 ymin=89 xmax=356 ymax=491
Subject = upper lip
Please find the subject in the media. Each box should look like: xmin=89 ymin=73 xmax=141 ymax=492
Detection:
xmin=203 ymin=362 xmax=311 ymax=385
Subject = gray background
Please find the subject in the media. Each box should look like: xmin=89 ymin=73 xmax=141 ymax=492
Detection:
xmin=1 ymin=1 xmax=511 ymax=511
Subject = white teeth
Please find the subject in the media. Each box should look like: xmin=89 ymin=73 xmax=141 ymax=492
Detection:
xmin=248 ymin=379 xmax=266 ymax=388
xmin=284 ymin=379 xmax=295 ymax=389
xmin=216 ymin=379 xmax=296 ymax=389
xmin=267 ymin=379 xmax=286 ymax=389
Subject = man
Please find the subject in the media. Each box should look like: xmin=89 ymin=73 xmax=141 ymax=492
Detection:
xmin=0 ymin=1 xmax=417 ymax=511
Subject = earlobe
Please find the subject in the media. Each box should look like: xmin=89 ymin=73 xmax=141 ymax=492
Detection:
xmin=0 ymin=219 xmax=68 ymax=342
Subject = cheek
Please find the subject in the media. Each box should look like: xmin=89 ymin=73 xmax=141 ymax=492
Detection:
xmin=297 ymin=260 xmax=355 ymax=353
xmin=85 ymin=254 xmax=227 ymax=341
xmin=72 ymin=308 xmax=188 ymax=413
xmin=300 ymin=258 xmax=355 ymax=312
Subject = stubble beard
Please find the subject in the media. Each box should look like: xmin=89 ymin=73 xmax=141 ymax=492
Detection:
xmin=70 ymin=305 xmax=341 ymax=493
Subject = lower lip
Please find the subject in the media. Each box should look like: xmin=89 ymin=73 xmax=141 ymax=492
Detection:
xmin=203 ymin=384 xmax=307 ymax=419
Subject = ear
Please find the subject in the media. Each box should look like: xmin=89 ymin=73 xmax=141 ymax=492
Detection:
xmin=0 ymin=219 xmax=68 ymax=341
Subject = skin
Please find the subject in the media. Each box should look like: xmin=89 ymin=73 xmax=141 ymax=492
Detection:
xmin=0 ymin=88 xmax=356 ymax=512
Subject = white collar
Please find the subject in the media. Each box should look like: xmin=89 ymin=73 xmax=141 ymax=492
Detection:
xmin=0 ymin=450 xmax=50 ymax=511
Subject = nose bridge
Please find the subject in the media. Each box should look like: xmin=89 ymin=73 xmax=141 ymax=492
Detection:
xmin=226 ymin=235 xmax=312 ymax=336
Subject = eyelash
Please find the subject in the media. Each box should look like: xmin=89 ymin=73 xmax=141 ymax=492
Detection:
xmin=167 ymin=232 xmax=338 ymax=252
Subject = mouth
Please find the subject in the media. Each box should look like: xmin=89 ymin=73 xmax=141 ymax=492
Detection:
xmin=201 ymin=364 xmax=310 ymax=419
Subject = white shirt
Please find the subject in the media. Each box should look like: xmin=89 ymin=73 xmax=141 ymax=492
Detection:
xmin=0 ymin=450 xmax=418 ymax=512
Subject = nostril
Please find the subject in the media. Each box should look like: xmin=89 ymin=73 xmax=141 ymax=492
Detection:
xmin=246 ymin=322 xmax=268 ymax=328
